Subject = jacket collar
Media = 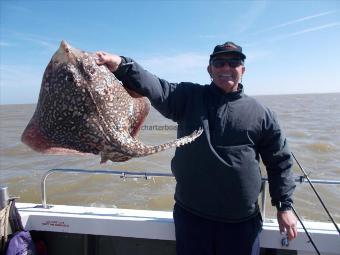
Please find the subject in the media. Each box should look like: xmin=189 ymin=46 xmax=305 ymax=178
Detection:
xmin=209 ymin=82 xmax=244 ymax=100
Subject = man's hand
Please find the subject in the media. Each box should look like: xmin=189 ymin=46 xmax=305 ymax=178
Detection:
xmin=277 ymin=210 xmax=298 ymax=240
xmin=96 ymin=51 xmax=122 ymax=72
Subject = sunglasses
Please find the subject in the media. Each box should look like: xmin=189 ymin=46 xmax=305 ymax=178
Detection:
xmin=211 ymin=58 xmax=243 ymax=68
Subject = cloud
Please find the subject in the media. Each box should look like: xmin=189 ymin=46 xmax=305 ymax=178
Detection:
xmin=3 ymin=30 xmax=60 ymax=52
xmin=0 ymin=65 xmax=42 ymax=89
xmin=283 ymin=22 xmax=340 ymax=37
xmin=199 ymin=1 xmax=268 ymax=39
xmin=139 ymin=53 xmax=210 ymax=84
xmin=14 ymin=32 xmax=59 ymax=51
xmin=0 ymin=41 xmax=10 ymax=47
xmin=253 ymin=10 xmax=337 ymax=35
xmin=269 ymin=22 xmax=340 ymax=42
xmin=245 ymin=49 xmax=272 ymax=64
xmin=198 ymin=34 xmax=223 ymax=39
xmin=243 ymin=8 xmax=340 ymax=48
xmin=3 ymin=3 xmax=32 ymax=14
xmin=237 ymin=1 xmax=268 ymax=33
xmin=0 ymin=65 xmax=42 ymax=104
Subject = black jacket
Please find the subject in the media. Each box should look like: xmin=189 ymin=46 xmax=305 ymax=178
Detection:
xmin=115 ymin=57 xmax=296 ymax=222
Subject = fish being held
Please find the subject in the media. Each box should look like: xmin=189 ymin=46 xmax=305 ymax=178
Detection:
xmin=21 ymin=41 xmax=203 ymax=163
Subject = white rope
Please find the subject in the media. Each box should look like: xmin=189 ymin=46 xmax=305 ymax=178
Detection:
xmin=0 ymin=201 xmax=12 ymax=252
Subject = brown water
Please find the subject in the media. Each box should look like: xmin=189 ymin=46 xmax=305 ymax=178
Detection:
xmin=1 ymin=93 xmax=339 ymax=222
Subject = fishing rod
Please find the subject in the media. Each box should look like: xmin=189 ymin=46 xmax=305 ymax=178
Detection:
xmin=291 ymin=205 xmax=321 ymax=255
xmin=292 ymin=152 xmax=340 ymax=235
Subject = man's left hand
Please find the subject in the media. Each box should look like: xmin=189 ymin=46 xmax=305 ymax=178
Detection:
xmin=277 ymin=210 xmax=298 ymax=240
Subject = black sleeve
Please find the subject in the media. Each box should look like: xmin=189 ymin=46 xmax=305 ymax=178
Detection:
xmin=113 ymin=57 xmax=191 ymax=122
xmin=258 ymin=109 xmax=296 ymax=211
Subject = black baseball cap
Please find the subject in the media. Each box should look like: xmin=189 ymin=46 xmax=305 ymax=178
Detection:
xmin=210 ymin=42 xmax=246 ymax=60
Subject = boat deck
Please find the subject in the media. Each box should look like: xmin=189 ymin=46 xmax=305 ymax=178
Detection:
xmin=17 ymin=203 xmax=340 ymax=255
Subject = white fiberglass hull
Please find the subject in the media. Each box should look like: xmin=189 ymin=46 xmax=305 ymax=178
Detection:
xmin=17 ymin=203 xmax=340 ymax=255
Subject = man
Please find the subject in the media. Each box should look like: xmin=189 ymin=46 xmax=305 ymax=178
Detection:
xmin=96 ymin=41 xmax=298 ymax=255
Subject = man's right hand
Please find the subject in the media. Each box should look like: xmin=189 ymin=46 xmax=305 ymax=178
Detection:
xmin=96 ymin=51 xmax=122 ymax=72
xmin=277 ymin=210 xmax=298 ymax=241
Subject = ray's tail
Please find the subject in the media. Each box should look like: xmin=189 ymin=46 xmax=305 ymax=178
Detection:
xmin=101 ymin=128 xmax=203 ymax=163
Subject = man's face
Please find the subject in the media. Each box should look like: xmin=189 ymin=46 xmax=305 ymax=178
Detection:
xmin=207 ymin=54 xmax=245 ymax=93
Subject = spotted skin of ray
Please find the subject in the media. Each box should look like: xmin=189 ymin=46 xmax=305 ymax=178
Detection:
xmin=21 ymin=40 xmax=203 ymax=163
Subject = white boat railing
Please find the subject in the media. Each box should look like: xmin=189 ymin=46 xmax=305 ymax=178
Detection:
xmin=39 ymin=168 xmax=340 ymax=219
